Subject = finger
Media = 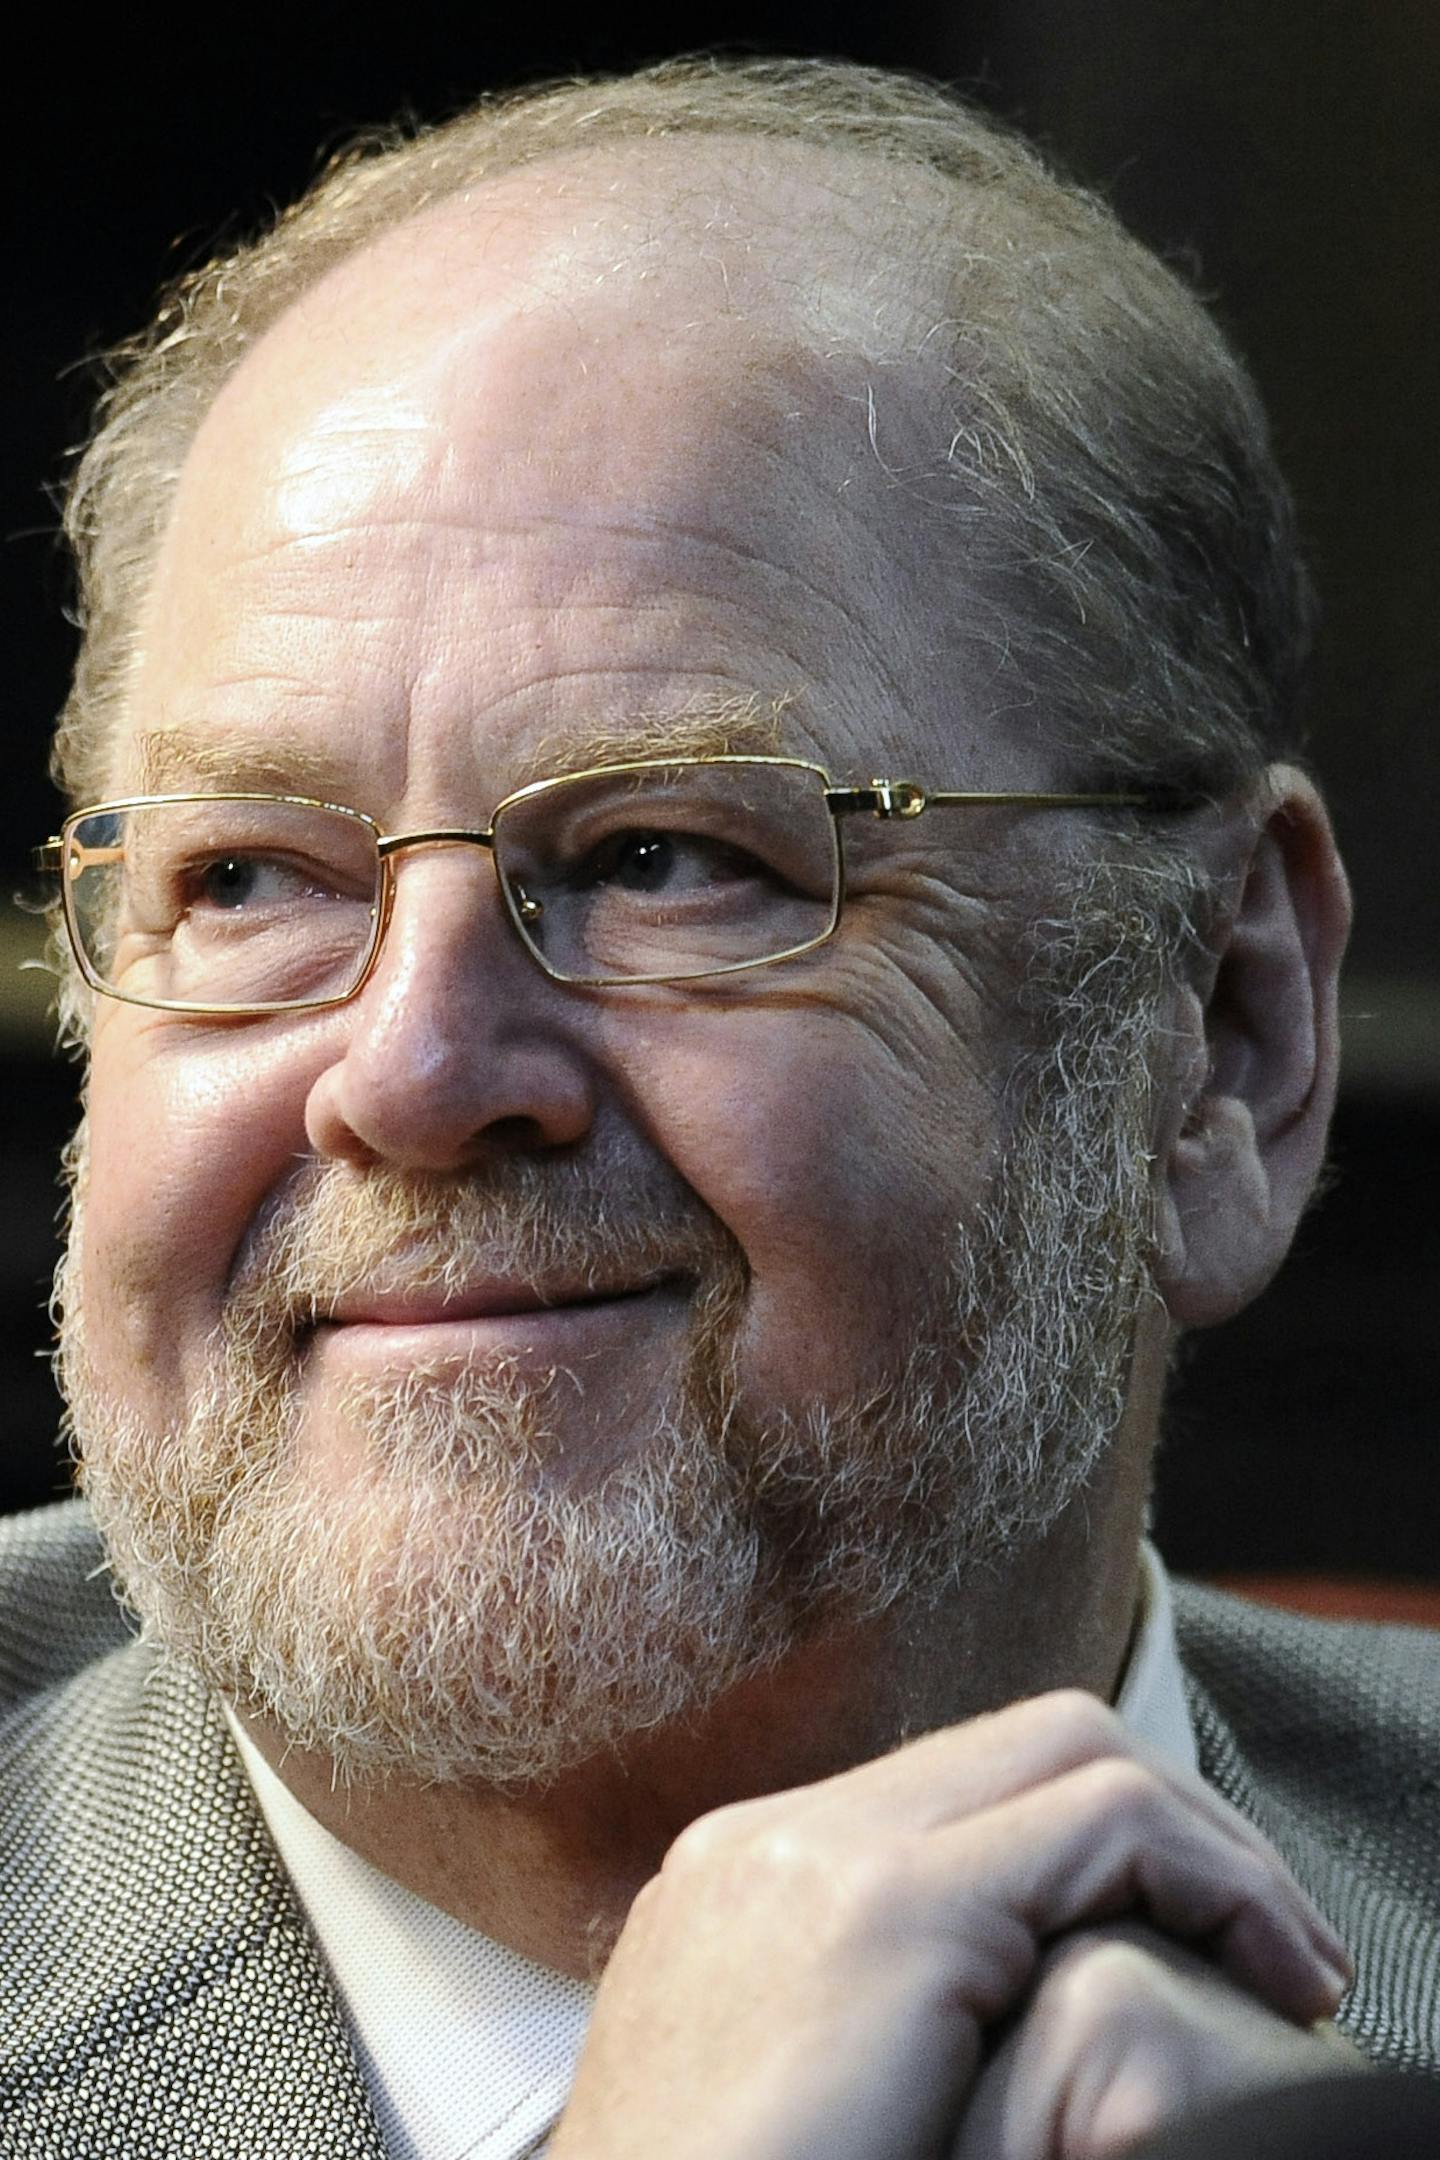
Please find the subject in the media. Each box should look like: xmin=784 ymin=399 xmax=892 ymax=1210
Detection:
xmin=920 ymin=1758 xmax=1350 ymax=2024
xmin=1119 ymin=1756 xmax=1353 ymax=1984
xmin=949 ymin=1924 xmax=1358 ymax=2160
xmin=846 ymin=1691 xmax=1278 ymax=1854
xmin=840 ymin=1693 xmax=1351 ymax=1982
xmin=837 ymin=1690 xmax=1149 ymax=1820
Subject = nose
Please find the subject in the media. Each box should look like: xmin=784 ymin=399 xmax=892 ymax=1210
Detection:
xmin=303 ymin=848 xmax=597 ymax=1172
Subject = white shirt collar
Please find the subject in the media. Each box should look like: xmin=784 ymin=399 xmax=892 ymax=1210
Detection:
xmin=226 ymin=1537 xmax=1194 ymax=2160
xmin=226 ymin=1708 xmax=592 ymax=2160
xmin=1116 ymin=1539 xmax=1199 ymax=1773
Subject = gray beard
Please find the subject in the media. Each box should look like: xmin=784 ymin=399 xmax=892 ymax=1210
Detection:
xmin=60 ymin=882 xmax=1170 ymax=1791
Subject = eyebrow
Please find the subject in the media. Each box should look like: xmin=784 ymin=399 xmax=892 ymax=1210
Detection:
xmin=130 ymin=696 xmax=801 ymax=805
xmin=132 ymin=729 xmax=351 ymax=798
xmin=513 ymin=696 xmax=795 ymax=788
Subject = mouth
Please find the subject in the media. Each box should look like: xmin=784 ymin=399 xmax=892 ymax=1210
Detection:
xmin=307 ymin=1273 xmax=682 ymax=1333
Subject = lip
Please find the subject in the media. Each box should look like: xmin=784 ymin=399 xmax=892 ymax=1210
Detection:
xmin=301 ymin=1277 xmax=685 ymax=1380
xmin=311 ymin=1275 xmax=679 ymax=1330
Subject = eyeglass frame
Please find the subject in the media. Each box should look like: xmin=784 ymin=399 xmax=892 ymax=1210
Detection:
xmin=35 ymin=753 xmax=1202 ymax=1017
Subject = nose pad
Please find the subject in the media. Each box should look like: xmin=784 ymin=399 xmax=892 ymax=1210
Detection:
xmin=303 ymin=850 xmax=596 ymax=1172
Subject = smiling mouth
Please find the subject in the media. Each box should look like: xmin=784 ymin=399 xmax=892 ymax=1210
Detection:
xmin=308 ymin=1275 xmax=682 ymax=1332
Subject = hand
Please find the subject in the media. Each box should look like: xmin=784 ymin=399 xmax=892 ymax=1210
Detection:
xmin=950 ymin=1922 xmax=1367 ymax=2160
xmin=548 ymin=1691 xmax=1352 ymax=2160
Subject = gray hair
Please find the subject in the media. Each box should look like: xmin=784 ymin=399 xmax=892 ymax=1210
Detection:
xmin=55 ymin=53 xmax=1311 ymax=817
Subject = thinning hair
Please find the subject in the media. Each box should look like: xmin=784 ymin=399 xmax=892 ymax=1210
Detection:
xmin=55 ymin=53 xmax=1312 ymax=822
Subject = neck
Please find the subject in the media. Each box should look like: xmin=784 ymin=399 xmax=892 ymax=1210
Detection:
xmin=236 ymin=1455 xmax=1149 ymax=1978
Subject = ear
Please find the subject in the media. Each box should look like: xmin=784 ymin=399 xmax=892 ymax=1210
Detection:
xmin=1153 ymin=768 xmax=1351 ymax=1329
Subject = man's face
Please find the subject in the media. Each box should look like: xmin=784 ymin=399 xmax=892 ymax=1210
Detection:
xmin=64 ymin=174 xmax=1162 ymax=1783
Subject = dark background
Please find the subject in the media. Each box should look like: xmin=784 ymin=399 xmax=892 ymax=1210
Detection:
xmin=3 ymin=3 xmax=1436 ymax=1577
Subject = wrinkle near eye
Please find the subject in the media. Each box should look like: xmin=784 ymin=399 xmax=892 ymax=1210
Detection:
xmin=818 ymin=855 xmax=1033 ymax=1073
xmin=774 ymin=895 xmax=1005 ymax=1079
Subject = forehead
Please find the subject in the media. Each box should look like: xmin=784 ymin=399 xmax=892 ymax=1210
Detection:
xmin=247 ymin=133 xmax=955 ymax=370
xmin=123 ymin=140 xmax=1042 ymax=805
xmin=171 ymin=132 xmax=952 ymax=513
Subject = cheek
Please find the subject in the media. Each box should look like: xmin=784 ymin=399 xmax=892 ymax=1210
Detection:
xmin=610 ymin=1003 xmax=998 ymax=1406
xmin=78 ymin=1013 xmax=324 ymax=1414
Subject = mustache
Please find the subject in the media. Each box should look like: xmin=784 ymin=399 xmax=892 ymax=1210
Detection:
xmin=224 ymin=1153 xmax=747 ymax=1334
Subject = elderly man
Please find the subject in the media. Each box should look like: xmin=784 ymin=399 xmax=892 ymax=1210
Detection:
xmin=3 ymin=52 xmax=1436 ymax=2160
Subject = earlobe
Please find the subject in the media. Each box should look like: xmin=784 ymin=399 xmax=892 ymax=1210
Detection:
xmin=1154 ymin=771 xmax=1350 ymax=1330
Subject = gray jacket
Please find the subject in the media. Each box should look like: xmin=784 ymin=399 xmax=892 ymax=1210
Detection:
xmin=2 ymin=1499 xmax=1437 ymax=2156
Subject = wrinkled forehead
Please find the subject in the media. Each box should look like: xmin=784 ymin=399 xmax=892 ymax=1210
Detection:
xmin=169 ymin=132 xmax=958 ymax=537
xmin=127 ymin=139 xmax=1017 ymax=798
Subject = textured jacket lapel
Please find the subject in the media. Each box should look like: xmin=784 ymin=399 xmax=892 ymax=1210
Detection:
xmin=1176 ymin=1578 xmax=1440 ymax=2075
xmin=1 ymin=1615 xmax=387 ymax=2156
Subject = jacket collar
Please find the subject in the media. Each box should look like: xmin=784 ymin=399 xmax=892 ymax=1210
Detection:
xmin=1 ymin=1625 xmax=386 ymax=2155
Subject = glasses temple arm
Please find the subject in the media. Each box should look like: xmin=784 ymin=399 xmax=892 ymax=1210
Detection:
xmin=824 ymin=781 xmax=1207 ymax=820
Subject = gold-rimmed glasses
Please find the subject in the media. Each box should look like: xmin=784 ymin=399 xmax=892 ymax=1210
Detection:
xmin=35 ymin=755 xmax=1197 ymax=1016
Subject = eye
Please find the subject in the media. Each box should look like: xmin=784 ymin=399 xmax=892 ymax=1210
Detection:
xmin=191 ymin=853 xmax=326 ymax=910
xmin=583 ymin=828 xmax=762 ymax=895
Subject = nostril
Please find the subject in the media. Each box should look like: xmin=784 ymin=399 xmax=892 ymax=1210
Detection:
xmin=482 ymin=1114 xmax=553 ymax=1155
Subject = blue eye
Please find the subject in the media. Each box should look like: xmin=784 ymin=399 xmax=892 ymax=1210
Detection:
xmin=187 ymin=852 xmax=341 ymax=918
xmin=199 ymin=856 xmax=263 ymax=907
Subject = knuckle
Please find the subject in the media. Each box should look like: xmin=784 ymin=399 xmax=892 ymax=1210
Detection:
xmin=830 ymin=1840 xmax=914 ymax=1932
xmin=664 ymin=1798 xmax=839 ymax=1893
xmin=1088 ymin=1753 xmax=1165 ymax=1823
xmin=1079 ymin=1752 xmax=1163 ymax=1820
xmin=662 ymin=1796 xmax=757 ymax=1877
xmin=668 ymin=1805 xmax=917 ymax=1949
xmin=1046 ymin=1937 xmax=1164 ymax=2030
xmin=1033 ymin=1687 xmax=1125 ymax=1760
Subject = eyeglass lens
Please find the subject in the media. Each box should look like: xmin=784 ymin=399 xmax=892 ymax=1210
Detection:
xmin=62 ymin=763 xmax=842 ymax=1008
xmin=64 ymin=799 xmax=381 ymax=1010
xmin=495 ymin=762 xmax=839 ymax=982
